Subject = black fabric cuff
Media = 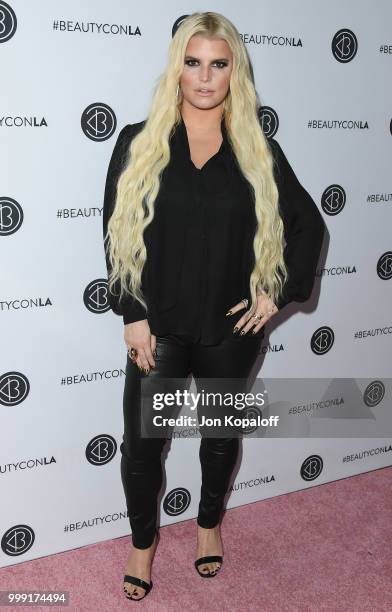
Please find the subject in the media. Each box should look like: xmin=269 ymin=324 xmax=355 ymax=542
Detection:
xmin=121 ymin=298 xmax=148 ymax=325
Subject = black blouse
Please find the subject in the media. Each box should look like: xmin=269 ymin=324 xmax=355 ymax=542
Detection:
xmin=102 ymin=114 xmax=325 ymax=345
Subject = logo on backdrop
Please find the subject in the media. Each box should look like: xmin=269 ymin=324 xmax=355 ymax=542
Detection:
xmin=231 ymin=474 xmax=276 ymax=492
xmin=1 ymin=525 xmax=35 ymax=556
xmin=331 ymin=28 xmax=358 ymax=63
xmin=317 ymin=265 xmax=357 ymax=278
xmin=86 ymin=434 xmax=117 ymax=465
xmin=0 ymin=197 xmax=23 ymax=235
xmin=310 ymin=326 xmax=335 ymax=355
xmin=363 ymin=380 xmax=385 ymax=408
xmin=2 ymin=297 xmax=53 ymax=311
xmin=81 ymin=103 xmax=116 ymax=141
xmin=260 ymin=342 xmax=284 ymax=355
xmin=84 ymin=279 xmax=111 ymax=314
xmin=172 ymin=15 xmax=189 ymax=37
xmin=239 ymin=405 xmax=263 ymax=435
xmin=0 ymin=455 xmax=56 ymax=474
xmin=300 ymin=455 xmax=323 ymax=481
xmin=163 ymin=487 xmax=191 ymax=516
xmin=376 ymin=252 xmax=392 ymax=280
xmin=257 ymin=106 xmax=279 ymax=139
xmin=0 ymin=371 xmax=30 ymax=406
xmin=0 ymin=1 xmax=17 ymax=43
xmin=321 ymin=185 xmax=346 ymax=215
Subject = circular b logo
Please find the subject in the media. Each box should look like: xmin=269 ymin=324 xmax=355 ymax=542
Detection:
xmin=332 ymin=29 xmax=358 ymax=63
xmin=0 ymin=371 xmax=30 ymax=406
xmin=311 ymin=326 xmax=334 ymax=355
xmin=81 ymin=103 xmax=116 ymax=141
xmin=321 ymin=185 xmax=346 ymax=216
xmin=1 ymin=525 xmax=35 ymax=556
xmin=86 ymin=434 xmax=117 ymax=465
xmin=163 ymin=487 xmax=191 ymax=516
xmin=258 ymin=106 xmax=279 ymax=139
xmin=84 ymin=279 xmax=112 ymax=314
xmin=0 ymin=197 xmax=23 ymax=235
xmin=300 ymin=455 xmax=323 ymax=481
xmin=0 ymin=2 xmax=17 ymax=43
xmin=238 ymin=405 xmax=263 ymax=435
xmin=363 ymin=380 xmax=385 ymax=407
xmin=377 ymin=252 xmax=392 ymax=280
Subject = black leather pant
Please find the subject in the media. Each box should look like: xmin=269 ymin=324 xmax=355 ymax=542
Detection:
xmin=120 ymin=331 xmax=262 ymax=549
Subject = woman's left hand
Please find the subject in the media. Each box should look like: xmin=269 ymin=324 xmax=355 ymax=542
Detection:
xmin=226 ymin=289 xmax=279 ymax=335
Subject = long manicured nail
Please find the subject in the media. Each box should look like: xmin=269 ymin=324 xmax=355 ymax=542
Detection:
xmin=225 ymin=310 xmax=233 ymax=316
xmin=233 ymin=327 xmax=239 ymax=334
xmin=240 ymin=330 xmax=246 ymax=336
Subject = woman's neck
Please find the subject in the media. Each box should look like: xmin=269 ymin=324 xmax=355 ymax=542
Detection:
xmin=180 ymin=101 xmax=224 ymax=133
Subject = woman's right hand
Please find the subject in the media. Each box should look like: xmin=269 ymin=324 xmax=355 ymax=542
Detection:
xmin=124 ymin=320 xmax=156 ymax=374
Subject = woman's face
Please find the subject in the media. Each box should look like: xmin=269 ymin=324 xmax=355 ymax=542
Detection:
xmin=179 ymin=34 xmax=233 ymax=111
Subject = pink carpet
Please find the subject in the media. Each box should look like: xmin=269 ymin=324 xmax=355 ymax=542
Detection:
xmin=1 ymin=466 xmax=391 ymax=611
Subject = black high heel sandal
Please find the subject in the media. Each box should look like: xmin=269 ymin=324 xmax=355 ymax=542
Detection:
xmin=194 ymin=555 xmax=223 ymax=578
xmin=123 ymin=575 xmax=153 ymax=600
xmin=123 ymin=529 xmax=159 ymax=601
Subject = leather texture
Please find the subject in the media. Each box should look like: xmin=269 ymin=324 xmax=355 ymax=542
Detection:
xmin=120 ymin=332 xmax=262 ymax=549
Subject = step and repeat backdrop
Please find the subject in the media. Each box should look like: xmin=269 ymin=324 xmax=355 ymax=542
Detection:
xmin=1 ymin=0 xmax=391 ymax=566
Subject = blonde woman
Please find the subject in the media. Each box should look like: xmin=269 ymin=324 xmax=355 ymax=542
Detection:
xmin=103 ymin=11 xmax=325 ymax=602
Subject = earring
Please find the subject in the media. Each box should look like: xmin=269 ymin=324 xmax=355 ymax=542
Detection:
xmin=176 ymin=84 xmax=180 ymax=97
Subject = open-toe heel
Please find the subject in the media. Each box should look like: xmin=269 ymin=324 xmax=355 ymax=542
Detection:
xmin=194 ymin=555 xmax=223 ymax=578
xmin=123 ymin=529 xmax=159 ymax=600
xmin=123 ymin=575 xmax=153 ymax=600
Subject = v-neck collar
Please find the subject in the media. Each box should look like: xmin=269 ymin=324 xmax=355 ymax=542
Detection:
xmin=173 ymin=112 xmax=230 ymax=172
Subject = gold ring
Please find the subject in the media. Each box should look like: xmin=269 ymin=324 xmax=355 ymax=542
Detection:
xmin=128 ymin=346 xmax=138 ymax=361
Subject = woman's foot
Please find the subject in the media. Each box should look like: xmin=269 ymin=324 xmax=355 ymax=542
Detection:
xmin=196 ymin=523 xmax=223 ymax=576
xmin=123 ymin=532 xmax=158 ymax=600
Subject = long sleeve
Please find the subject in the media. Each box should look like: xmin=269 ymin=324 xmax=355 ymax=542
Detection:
xmin=268 ymin=137 xmax=326 ymax=311
xmin=102 ymin=124 xmax=148 ymax=324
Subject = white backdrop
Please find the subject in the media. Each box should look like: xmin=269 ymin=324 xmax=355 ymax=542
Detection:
xmin=1 ymin=0 xmax=391 ymax=566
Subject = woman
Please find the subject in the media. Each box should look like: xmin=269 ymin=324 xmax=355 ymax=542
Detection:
xmin=103 ymin=11 xmax=325 ymax=602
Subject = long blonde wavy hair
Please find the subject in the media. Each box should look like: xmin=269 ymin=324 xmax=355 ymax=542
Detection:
xmin=105 ymin=11 xmax=288 ymax=317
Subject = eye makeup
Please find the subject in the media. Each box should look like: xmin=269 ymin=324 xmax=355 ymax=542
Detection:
xmin=184 ymin=56 xmax=229 ymax=69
